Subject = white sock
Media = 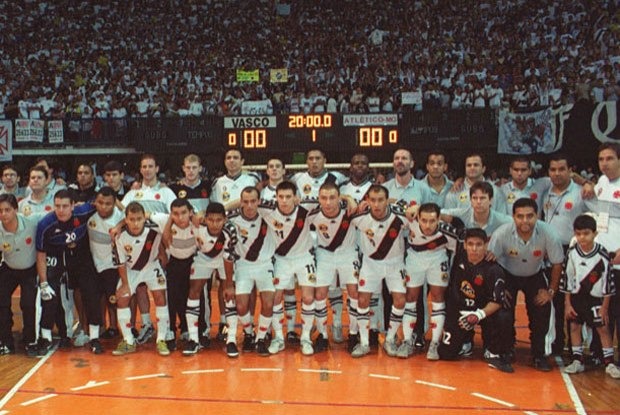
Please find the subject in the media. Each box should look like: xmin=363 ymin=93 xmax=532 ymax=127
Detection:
xmin=301 ymin=301 xmax=315 ymax=342
xmin=386 ymin=305 xmax=404 ymax=342
xmin=186 ymin=299 xmax=200 ymax=342
xmin=402 ymin=302 xmax=417 ymax=342
xmin=430 ymin=302 xmax=445 ymax=344
xmin=118 ymin=308 xmax=135 ymax=344
xmin=272 ymin=303 xmax=285 ymax=340
xmin=155 ymin=306 xmax=169 ymax=342
xmin=256 ymin=314 xmax=272 ymax=341
xmin=314 ymin=299 xmax=328 ymax=336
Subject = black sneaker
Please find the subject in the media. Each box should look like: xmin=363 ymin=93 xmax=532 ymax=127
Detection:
xmin=286 ymin=331 xmax=300 ymax=345
xmin=0 ymin=342 xmax=14 ymax=355
xmin=199 ymin=335 xmax=211 ymax=349
xmin=414 ymin=336 xmax=425 ymax=350
xmin=256 ymin=339 xmax=270 ymax=356
xmin=485 ymin=355 xmax=514 ymax=373
xmin=37 ymin=338 xmax=52 ymax=356
xmin=58 ymin=337 xmax=72 ymax=350
xmin=347 ymin=334 xmax=359 ymax=353
xmin=242 ymin=333 xmax=256 ymax=352
xmin=216 ymin=324 xmax=228 ymax=342
xmin=532 ymin=357 xmax=552 ymax=372
xmin=369 ymin=329 xmax=379 ymax=348
xmin=90 ymin=339 xmax=103 ymax=355
xmin=100 ymin=328 xmax=119 ymax=339
xmin=166 ymin=339 xmax=177 ymax=352
xmin=226 ymin=342 xmax=239 ymax=358
xmin=25 ymin=343 xmax=39 ymax=357
xmin=131 ymin=327 xmax=139 ymax=339
xmin=314 ymin=334 xmax=328 ymax=353
xmin=183 ymin=340 xmax=202 ymax=355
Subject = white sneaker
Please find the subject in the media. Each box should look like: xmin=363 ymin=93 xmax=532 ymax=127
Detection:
xmin=426 ymin=341 xmax=440 ymax=361
xmin=268 ymin=338 xmax=285 ymax=355
xmin=331 ymin=325 xmax=344 ymax=343
xmin=351 ymin=343 xmax=370 ymax=358
xmin=73 ymin=330 xmax=90 ymax=347
xmin=606 ymin=363 xmax=620 ymax=379
xmin=300 ymin=339 xmax=314 ymax=356
xmin=383 ymin=338 xmax=398 ymax=357
xmin=396 ymin=339 xmax=414 ymax=359
xmin=459 ymin=341 xmax=473 ymax=357
xmin=564 ymin=359 xmax=585 ymax=374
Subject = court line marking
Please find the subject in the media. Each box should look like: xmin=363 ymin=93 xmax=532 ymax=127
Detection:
xmin=0 ymin=345 xmax=56 ymax=409
xmin=415 ymin=380 xmax=457 ymax=391
xmin=369 ymin=373 xmax=400 ymax=380
xmin=471 ymin=392 xmax=515 ymax=407
xmin=0 ymin=410 xmax=10 ymax=415
xmin=125 ymin=373 xmax=167 ymax=381
xmin=555 ymin=356 xmax=587 ymax=415
xmin=240 ymin=368 xmax=282 ymax=372
xmin=523 ymin=411 xmax=539 ymax=415
xmin=20 ymin=393 xmax=58 ymax=406
xmin=298 ymin=369 xmax=343 ymax=374
xmin=182 ymin=369 xmax=225 ymax=375
xmin=70 ymin=381 xmax=110 ymax=391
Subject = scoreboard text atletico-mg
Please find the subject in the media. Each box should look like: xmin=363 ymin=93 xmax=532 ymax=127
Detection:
xmin=223 ymin=113 xmax=401 ymax=161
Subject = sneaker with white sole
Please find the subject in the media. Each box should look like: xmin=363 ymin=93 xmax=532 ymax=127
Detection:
xmin=183 ymin=340 xmax=202 ymax=355
xmin=351 ymin=343 xmax=370 ymax=358
xmin=156 ymin=340 xmax=170 ymax=356
xmin=226 ymin=342 xmax=239 ymax=358
xmin=396 ymin=339 xmax=414 ymax=359
xmin=606 ymin=363 xmax=620 ymax=379
xmin=268 ymin=338 xmax=285 ymax=355
xmin=112 ymin=340 xmax=136 ymax=356
xmin=564 ymin=359 xmax=585 ymax=374
xmin=300 ymin=339 xmax=314 ymax=356
xmin=136 ymin=324 xmax=155 ymax=344
xmin=426 ymin=341 xmax=440 ymax=361
xmin=459 ymin=341 xmax=473 ymax=357
xmin=383 ymin=338 xmax=398 ymax=357
xmin=73 ymin=330 xmax=90 ymax=347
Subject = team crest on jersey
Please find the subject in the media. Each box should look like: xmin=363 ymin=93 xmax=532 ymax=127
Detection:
xmin=318 ymin=223 xmax=329 ymax=233
xmin=365 ymin=229 xmax=374 ymax=238
xmin=196 ymin=237 xmax=204 ymax=247
xmin=178 ymin=190 xmax=187 ymax=198
xmin=124 ymin=244 xmax=133 ymax=254
xmin=2 ymin=242 xmax=11 ymax=252
xmin=23 ymin=205 xmax=32 ymax=216
xmin=508 ymin=248 xmax=518 ymax=257
xmin=135 ymin=191 xmax=143 ymax=199
xmin=239 ymin=228 xmax=249 ymax=238
xmin=507 ymin=193 xmax=516 ymax=203
xmin=441 ymin=272 xmax=449 ymax=282
xmin=88 ymin=220 xmax=96 ymax=229
xmin=564 ymin=201 xmax=573 ymax=210
xmin=460 ymin=280 xmax=475 ymax=299
xmin=109 ymin=295 xmax=117 ymax=304
xmin=588 ymin=271 xmax=599 ymax=283
xmin=303 ymin=184 xmax=312 ymax=195
xmin=308 ymin=273 xmax=316 ymax=284
xmin=67 ymin=242 xmax=77 ymax=249
xmin=459 ymin=192 xmax=468 ymax=202
xmin=273 ymin=220 xmax=284 ymax=230
xmin=222 ymin=192 xmax=230 ymax=202
xmin=473 ymin=274 xmax=484 ymax=286
xmin=157 ymin=274 xmax=166 ymax=286
xmin=530 ymin=192 xmax=538 ymax=200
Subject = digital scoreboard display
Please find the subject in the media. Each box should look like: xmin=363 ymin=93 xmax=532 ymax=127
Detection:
xmin=223 ymin=113 xmax=401 ymax=161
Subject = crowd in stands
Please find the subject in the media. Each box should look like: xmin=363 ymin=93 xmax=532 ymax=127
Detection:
xmin=0 ymin=0 xmax=619 ymax=119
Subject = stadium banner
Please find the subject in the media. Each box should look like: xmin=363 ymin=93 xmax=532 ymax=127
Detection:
xmin=15 ymin=119 xmax=45 ymax=143
xmin=48 ymin=120 xmax=64 ymax=143
xmin=498 ymin=108 xmax=560 ymax=154
xmin=240 ymin=99 xmax=273 ymax=115
xmin=561 ymin=101 xmax=620 ymax=156
xmin=401 ymin=91 xmax=422 ymax=106
xmin=0 ymin=120 xmax=12 ymax=161
xmin=270 ymin=68 xmax=288 ymax=83
xmin=236 ymin=69 xmax=259 ymax=82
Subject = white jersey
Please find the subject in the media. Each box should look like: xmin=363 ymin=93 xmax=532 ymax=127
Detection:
xmin=228 ymin=210 xmax=276 ymax=264
xmin=122 ymin=182 xmax=176 ymax=213
xmin=210 ymin=172 xmax=259 ymax=205
xmin=149 ymin=213 xmax=197 ymax=260
xmin=291 ymin=170 xmax=346 ymax=209
xmin=307 ymin=204 xmax=357 ymax=255
xmin=193 ymin=221 xmax=237 ymax=266
xmin=87 ymin=207 xmax=125 ymax=272
xmin=406 ymin=220 xmax=458 ymax=258
xmin=260 ymin=184 xmax=277 ymax=202
xmin=113 ymin=220 xmax=163 ymax=271
xmin=561 ymin=243 xmax=615 ymax=298
xmin=351 ymin=205 xmax=408 ymax=264
xmin=258 ymin=201 xmax=314 ymax=258
xmin=339 ymin=177 xmax=373 ymax=203
xmin=588 ymin=175 xmax=620 ymax=264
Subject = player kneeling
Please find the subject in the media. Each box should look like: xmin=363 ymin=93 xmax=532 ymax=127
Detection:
xmin=438 ymin=228 xmax=514 ymax=373
xmin=112 ymin=202 xmax=171 ymax=356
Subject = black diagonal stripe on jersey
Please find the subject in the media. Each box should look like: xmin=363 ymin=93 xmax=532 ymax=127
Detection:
xmin=409 ymin=235 xmax=448 ymax=252
xmin=578 ymin=258 xmax=606 ymax=295
xmin=204 ymin=231 xmax=227 ymax=258
xmin=323 ymin=213 xmax=351 ymax=252
xmin=275 ymin=207 xmax=308 ymax=256
xmin=325 ymin=173 xmax=338 ymax=184
xmin=370 ymin=215 xmax=404 ymax=260
xmin=246 ymin=219 xmax=268 ymax=261
xmin=132 ymin=229 xmax=159 ymax=270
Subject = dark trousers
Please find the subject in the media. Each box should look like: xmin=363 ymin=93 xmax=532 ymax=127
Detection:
xmin=506 ymin=270 xmax=553 ymax=359
xmin=0 ymin=264 xmax=38 ymax=346
xmin=166 ymin=257 xmax=192 ymax=336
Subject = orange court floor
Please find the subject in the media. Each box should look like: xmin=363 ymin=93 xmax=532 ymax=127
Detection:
xmin=0 ymin=292 xmax=618 ymax=415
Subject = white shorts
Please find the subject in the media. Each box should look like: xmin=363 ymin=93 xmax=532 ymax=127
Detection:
xmin=191 ymin=253 xmax=225 ymax=281
xmin=405 ymin=250 xmax=450 ymax=288
xmin=234 ymin=260 xmax=275 ymax=294
xmin=316 ymin=248 xmax=358 ymax=288
xmin=358 ymin=257 xmax=406 ymax=294
xmin=120 ymin=261 xmax=167 ymax=295
xmin=274 ymin=253 xmax=315 ymax=290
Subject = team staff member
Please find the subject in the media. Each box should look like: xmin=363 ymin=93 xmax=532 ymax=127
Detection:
xmin=0 ymin=194 xmax=40 ymax=356
xmin=438 ymin=228 xmax=514 ymax=373
xmin=19 ymin=166 xmax=55 ymax=216
xmin=36 ymin=189 xmax=102 ymax=355
xmin=0 ymin=165 xmax=25 ymax=200
xmin=422 ymin=150 xmax=453 ymax=207
xmin=102 ymin=160 xmax=130 ymax=200
xmin=489 ymin=198 xmax=564 ymax=371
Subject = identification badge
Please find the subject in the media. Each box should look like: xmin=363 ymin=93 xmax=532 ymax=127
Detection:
xmin=597 ymin=212 xmax=609 ymax=233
